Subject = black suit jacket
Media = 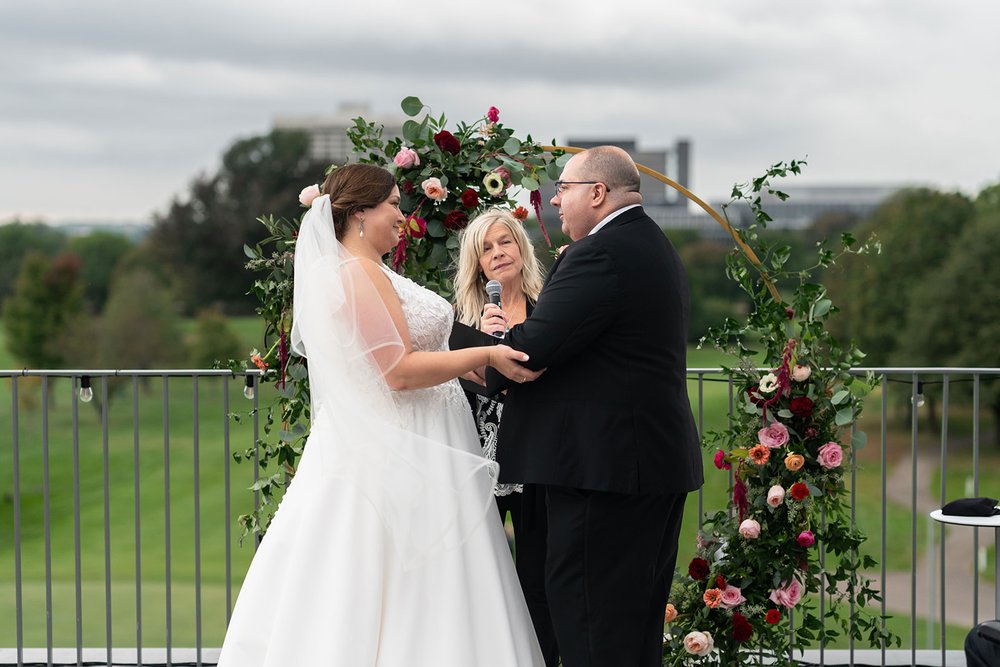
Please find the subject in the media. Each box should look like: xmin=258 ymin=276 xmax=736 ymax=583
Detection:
xmin=490 ymin=206 xmax=703 ymax=495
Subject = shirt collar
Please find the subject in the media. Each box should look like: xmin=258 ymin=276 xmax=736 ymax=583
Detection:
xmin=588 ymin=204 xmax=641 ymax=236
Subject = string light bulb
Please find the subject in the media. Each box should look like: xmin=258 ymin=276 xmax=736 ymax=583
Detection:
xmin=912 ymin=381 xmax=925 ymax=408
xmin=243 ymin=374 xmax=256 ymax=400
xmin=79 ymin=375 xmax=94 ymax=403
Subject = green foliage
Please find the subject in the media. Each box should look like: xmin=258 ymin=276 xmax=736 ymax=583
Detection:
xmin=146 ymin=129 xmax=328 ymax=314
xmin=188 ymin=308 xmax=243 ymax=368
xmin=665 ymin=161 xmax=897 ymax=665
xmin=825 ymin=188 xmax=974 ymax=364
xmin=2 ymin=252 xmax=84 ymax=367
xmin=67 ymin=230 xmax=134 ymax=312
xmin=0 ymin=221 xmax=68 ymax=302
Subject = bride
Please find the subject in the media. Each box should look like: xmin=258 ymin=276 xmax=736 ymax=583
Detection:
xmin=217 ymin=164 xmax=546 ymax=665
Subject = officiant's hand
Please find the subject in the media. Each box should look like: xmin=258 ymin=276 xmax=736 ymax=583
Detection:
xmin=481 ymin=303 xmax=507 ymax=336
xmin=489 ymin=345 xmax=544 ymax=384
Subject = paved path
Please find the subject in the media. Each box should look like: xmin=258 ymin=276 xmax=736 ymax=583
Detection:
xmin=874 ymin=452 xmax=996 ymax=629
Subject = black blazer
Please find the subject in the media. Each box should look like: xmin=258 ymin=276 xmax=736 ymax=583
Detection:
xmin=490 ymin=207 xmax=703 ymax=495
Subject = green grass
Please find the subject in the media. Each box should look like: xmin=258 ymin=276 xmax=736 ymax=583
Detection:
xmin=2 ymin=327 xmax=990 ymax=651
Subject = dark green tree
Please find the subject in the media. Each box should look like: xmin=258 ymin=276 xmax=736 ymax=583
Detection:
xmin=0 ymin=221 xmax=67 ymax=301
xmin=146 ymin=129 xmax=327 ymax=314
xmin=896 ymin=183 xmax=1000 ymax=442
xmin=67 ymin=230 xmax=134 ymax=312
xmin=188 ymin=308 xmax=243 ymax=368
xmin=2 ymin=252 xmax=85 ymax=367
xmin=826 ymin=188 xmax=974 ymax=364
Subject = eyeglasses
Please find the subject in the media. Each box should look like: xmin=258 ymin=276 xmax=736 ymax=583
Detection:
xmin=554 ymin=180 xmax=603 ymax=195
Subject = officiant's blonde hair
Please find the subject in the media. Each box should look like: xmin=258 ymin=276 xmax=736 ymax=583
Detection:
xmin=454 ymin=209 xmax=544 ymax=327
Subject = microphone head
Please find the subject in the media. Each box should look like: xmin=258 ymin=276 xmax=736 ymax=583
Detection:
xmin=485 ymin=280 xmax=502 ymax=299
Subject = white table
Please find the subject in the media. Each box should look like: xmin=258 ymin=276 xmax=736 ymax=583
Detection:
xmin=929 ymin=508 xmax=1000 ymax=617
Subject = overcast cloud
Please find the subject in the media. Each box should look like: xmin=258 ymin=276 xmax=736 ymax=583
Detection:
xmin=2 ymin=0 xmax=998 ymax=223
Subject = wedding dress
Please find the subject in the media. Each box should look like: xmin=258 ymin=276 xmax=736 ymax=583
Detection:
xmin=217 ymin=195 xmax=544 ymax=666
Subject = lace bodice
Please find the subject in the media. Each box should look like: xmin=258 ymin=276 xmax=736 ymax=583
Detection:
xmin=380 ymin=266 xmax=468 ymax=421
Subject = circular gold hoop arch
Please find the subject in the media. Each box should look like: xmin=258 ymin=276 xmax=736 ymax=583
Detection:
xmin=543 ymin=145 xmax=781 ymax=302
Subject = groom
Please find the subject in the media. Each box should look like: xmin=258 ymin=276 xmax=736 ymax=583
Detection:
xmin=489 ymin=146 xmax=703 ymax=666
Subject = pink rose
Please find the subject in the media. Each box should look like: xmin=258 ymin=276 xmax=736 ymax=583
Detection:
xmin=487 ymin=106 xmax=500 ymax=123
xmin=298 ymin=184 xmax=321 ymax=206
xmin=792 ymin=364 xmax=812 ymax=382
xmin=494 ymin=166 xmax=511 ymax=185
xmin=769 ymin=578 xmax=803 ymax=608
xmin=719 ymin=585 xmax=746 ymax=609
xmin=713 ymin=449 xmax=731 ymax=471
xmin=758 ymin=421 xmax=789 ymax=449
xmin=683 ymin=630 xmax=714 ymax=656
xmin=421 ymin=177 xmax=448 ymax=201
xmin=817 ymin=442 xmax=843 ymax=469
xmin=739 ymin=518 xmax=761 ymax=539
xmin=766 ymin=484 xmax=785 ymax=508
xmin=797 ymin=530 xmax=815 ymax=547
xmin=393 ymin=147 xmax=420 ymax=168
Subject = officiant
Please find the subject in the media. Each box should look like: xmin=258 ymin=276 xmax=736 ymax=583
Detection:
xmin=453 ymin=208 xmax=559 ymax=666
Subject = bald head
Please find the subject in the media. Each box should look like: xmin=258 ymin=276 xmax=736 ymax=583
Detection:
xmin=576 ymin=146 xmax=642 ymax=203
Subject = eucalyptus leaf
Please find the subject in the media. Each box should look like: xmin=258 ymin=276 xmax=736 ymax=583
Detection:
xmin=835 ymin=407 xmax=854 ymax=426
xmin=555 ymin=153 xmax=572 ymax=167
xmin=521 ymin=176 xmax=539 ymax=191
xmin=813 ymin=299 xmax=832 ymax=318
xmin=777 ymin=409 xmax=793 ymax=419
xmin=503 ymin=137 xmax=521 ymax=155
xmin=851 ymin=430 xmax=868 ymax=451
xmin=831 ymin=389 xmax=850 ymax=405
xmin=400 ymin=96 xmax=423 ymax=117
xmin=243 ymin=244 xmax=257 ymax=259
xmin=402 ymin=120 xmax=421 ymax=143
xmin=426 ymin=219 xmax=446 ymax=238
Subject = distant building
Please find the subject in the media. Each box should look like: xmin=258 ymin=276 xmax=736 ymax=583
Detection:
xmin=273 ymin=103 xmax=406 ymax=164
xmin=719 ymin=184 xmax=905 ymax=231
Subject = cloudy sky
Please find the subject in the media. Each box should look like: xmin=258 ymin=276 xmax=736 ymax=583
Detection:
xmin=2 ymin=0 xmax=998 ymax=224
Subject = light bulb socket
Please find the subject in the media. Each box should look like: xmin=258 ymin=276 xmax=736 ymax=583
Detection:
xmin=243 ymin=374 xmax=256 ymax=400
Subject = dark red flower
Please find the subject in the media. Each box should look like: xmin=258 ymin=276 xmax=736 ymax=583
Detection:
xmin=402 ymin=181 xmax=415 ymax=194
xmin=733 ymin=477 xmax=748 ymax=522
xmin=785 ymin=307 xmax=795 ymax=320
xmin=790 ymin=396 xmax=814 ymax=418
xmin=790 ymin=482 xmax=810 ymax=501
xmin=442 ymin=210 xmax=469 ymax=230
xmin=688 ymin=558 xmax=709 ymax=581
xmin=805 ymin=426 xmax=819 ymax=440
xmin=460 ymin=188 xmax=479 ymax=209
xmin=487 ymin=106 xmax=500 ymax=123
xmin=433 ymin=130 xmax=461 ymax=155
xmin=732 ymin=612 xmax=753 ymax=642
xmin=529 ymin=190 xmax=552 ymax=247
xmin=765 ymin=609 xmax=781 ymax=624
xmin=392 ymin=235 xmax=407 ymax=271
xmin=716 ymin=575 xmax=726 ymax=590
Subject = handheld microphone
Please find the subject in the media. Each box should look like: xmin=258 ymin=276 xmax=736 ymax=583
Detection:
xmin=484 ymin=280 xmax=504 ymax=338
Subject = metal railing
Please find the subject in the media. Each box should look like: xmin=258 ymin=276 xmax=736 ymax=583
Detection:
xmin=2 ymin=367 xmax=999 ymax=666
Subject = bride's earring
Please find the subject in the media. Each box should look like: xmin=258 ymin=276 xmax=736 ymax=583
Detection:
xmin=359 ymin=216 xmax=365 ymax=238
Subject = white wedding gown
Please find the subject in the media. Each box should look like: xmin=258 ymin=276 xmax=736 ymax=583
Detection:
xmin=217 ymin=264 xmax=544 ymax=666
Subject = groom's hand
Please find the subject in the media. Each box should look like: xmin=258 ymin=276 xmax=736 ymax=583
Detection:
xmin=489 ymin=344 xmax=544 ymax=385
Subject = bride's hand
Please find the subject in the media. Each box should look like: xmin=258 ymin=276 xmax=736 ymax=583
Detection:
xmin=489 ymin=345 xmax=544 ymax=384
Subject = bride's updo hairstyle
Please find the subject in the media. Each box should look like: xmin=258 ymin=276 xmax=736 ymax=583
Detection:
xmin=321 ymin=164 xmax=396 ymax=240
